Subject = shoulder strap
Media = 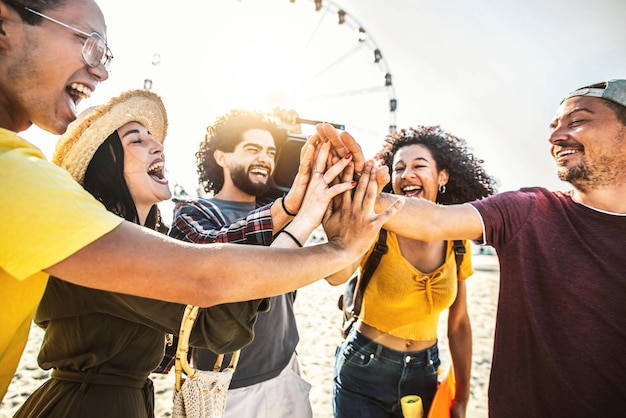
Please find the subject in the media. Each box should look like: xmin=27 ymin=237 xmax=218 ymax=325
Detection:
xmin=350 ymin=235 xmax=463 ymax=317
xmin=452 ymin=240 xmax=466 ymax=272
xmin=352 ymin=229 xmax=388 ymax=316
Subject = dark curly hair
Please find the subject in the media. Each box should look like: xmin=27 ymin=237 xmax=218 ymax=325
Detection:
xmin=196 ymin=109 xmax=288 ymax=194
xmin=376 ymin=125 xmax=498 ymax=205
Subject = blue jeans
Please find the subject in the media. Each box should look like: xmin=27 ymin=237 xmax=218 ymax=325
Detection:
xmin=333 ymin=329 xmax=440 ymax=418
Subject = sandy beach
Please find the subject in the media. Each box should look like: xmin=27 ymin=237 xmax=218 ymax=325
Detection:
xmin=1 ymin=250 xmax=498 ymax=418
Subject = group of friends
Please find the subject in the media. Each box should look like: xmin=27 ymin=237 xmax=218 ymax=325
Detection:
xmin=1 ymin=1 xmax=625 ymax=418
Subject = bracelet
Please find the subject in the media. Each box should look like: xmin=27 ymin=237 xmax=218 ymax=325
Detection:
xmin=277 ymin=229 xmax=303 ymax=247
xmin=280 ymin=196 xmax=297 ymax=217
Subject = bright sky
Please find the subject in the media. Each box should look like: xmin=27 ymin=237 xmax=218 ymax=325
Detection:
xmin=25 ymin=0 xmax=626 ymax=198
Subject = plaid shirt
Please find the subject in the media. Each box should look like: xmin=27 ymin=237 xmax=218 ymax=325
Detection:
xmin=153 ymin=198 xmax=275 ymax=373
xmin=168 ymin=198 xmax=274 ymax=245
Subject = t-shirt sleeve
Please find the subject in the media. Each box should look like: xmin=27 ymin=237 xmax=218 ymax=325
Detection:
xmin=0 ymin=144 xmax=123 ymax=280
xmin=469 ymin=189 xmax=536 ymax=249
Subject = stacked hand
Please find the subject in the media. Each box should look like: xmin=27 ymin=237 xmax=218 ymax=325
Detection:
xmin=322 ymin=159 xmax=402 ymax=260
xmin=282 ymin=122 xmax=391 ymax=215
xmin=289 ymin=141 xmax=358 ymax=231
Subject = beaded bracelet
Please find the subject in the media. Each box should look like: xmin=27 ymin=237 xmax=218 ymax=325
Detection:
xmin=277 ymin=229 xmax=303 ymax=247
xmin=281 ymin=196 xmax=297 ymax=217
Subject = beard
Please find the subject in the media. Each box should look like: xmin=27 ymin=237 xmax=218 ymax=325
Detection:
xmin=558 ymin=155 xmax=621 ymax=192
xmin=230 ymin=165 xmax=271 ymax=197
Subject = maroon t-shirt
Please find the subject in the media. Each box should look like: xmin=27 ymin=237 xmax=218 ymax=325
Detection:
xmin=471 ymin=187 xmax=626 ymax=418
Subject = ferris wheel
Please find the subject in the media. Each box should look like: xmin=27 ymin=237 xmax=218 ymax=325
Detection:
xmin=139 ymin=0 xmax=397 ymax=198
xmin=145 ymin=0 xmax=397 ymax=155
xmin=252 ymin=0 xmax=399 ymax=139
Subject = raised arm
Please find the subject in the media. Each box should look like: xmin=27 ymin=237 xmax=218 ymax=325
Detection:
xmin=375 ymin=192 xmax=483 ymax=242
xmin=310 ymin=123 xmax=484 ymax=243
xmin=47 ymin=148 xmax=402 ymax=307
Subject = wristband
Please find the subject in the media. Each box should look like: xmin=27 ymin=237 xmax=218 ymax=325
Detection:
xmin=281 ymin=196 xmax=297 ymax=217
xmin=277 ymin=229 xmax=303 ymax=247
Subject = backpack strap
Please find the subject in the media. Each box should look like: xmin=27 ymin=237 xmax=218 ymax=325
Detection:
xmin=351 ymin=229 xmax=388 ymax=317
xmin=452 ymin=240 xmax=466 ymax=272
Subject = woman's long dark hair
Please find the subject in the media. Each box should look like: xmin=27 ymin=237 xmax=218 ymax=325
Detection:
xmin=83 ymin=131 xmax=164 ymax=230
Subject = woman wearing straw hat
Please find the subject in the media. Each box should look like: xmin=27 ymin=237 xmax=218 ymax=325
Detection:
xmin=12 ymin=89 xmax=357 ymax=417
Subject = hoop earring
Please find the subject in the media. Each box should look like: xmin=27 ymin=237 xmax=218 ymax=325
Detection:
xmin=438 ymin=184 xmax=446 ymax=194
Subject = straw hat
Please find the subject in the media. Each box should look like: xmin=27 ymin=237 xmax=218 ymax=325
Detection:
xmin=53 ymin=89 xmax=168 ymax=185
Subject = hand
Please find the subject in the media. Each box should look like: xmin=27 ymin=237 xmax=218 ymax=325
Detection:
xmin=322 ymin=161 xmax=403 ymax=261
xmin=374 ymin=158 xmax=391 ymax=195
xmin=315 ymin=123 xmax=367 ymax=175
xmin=289 ymin=141 xmax=358 ymax=231
xmin=282 ymin=135 xmax=320 ymax=215
xmin=450 ymin=399 xmax=467 ymax=418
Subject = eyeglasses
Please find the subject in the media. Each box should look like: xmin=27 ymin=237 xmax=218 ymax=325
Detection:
xmin=23 ymin=7 xmax=113 ymax=70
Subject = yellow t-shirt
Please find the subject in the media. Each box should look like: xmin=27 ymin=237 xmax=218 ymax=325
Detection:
xmin=0 ymin=129 xmax=123 ymax=400
xmin=360 ymin=231 xmax=473 ymax=340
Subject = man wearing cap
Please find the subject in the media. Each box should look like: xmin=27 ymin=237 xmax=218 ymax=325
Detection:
xmin=0 ymin=0 xmax=400 ymax=402
xmin=321 ymin=79 xmax=626 ymax=417
xmin=167 ymin=109 xmax=313 ymax=418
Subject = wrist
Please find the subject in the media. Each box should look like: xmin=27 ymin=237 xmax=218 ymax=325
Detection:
xmin=275 ymin=228 xmax=304 ymax=247
xmin=287 ymin=216 xmax=319 ymax=238
xmin=280 ymin=195 xmax=297 ymax=217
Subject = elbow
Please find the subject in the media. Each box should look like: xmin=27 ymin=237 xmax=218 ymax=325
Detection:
xmin=448 ymin=318 xmax=472 ymax=341
xmin=325 ymin=276 xmax=344 ymax=286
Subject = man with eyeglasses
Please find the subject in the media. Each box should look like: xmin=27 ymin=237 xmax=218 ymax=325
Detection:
xmin=0 ymin=0 xmax=401 ymax=405
xmin=23 ymin=6 xmax=113 ymax=69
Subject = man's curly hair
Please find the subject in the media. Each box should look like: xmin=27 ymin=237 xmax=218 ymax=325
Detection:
xmin=376 ymin=125 xmax=498 ymax=205
xmin=196 ymin=109 xmax=288 ymax=194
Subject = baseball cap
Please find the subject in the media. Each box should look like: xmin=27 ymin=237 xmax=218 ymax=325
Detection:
xmin=562 ymin=79 xmax=626 ymax=107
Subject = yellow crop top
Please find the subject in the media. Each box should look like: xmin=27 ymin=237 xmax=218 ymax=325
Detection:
xmin=360 ymin=231 xmax=473 ymax=341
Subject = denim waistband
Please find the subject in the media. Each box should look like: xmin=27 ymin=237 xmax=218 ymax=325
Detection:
xmin=350 ymin=329 xmax=439 ymax=366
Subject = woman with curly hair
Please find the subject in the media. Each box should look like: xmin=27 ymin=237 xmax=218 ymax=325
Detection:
xmin=327 ymin=125 xmax=497 ymax=418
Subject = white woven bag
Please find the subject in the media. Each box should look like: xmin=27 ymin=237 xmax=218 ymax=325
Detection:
xmin=172 ymin=305 xmax=241 ymax=418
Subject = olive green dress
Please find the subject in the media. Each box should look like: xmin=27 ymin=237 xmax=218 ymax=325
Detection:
xmin=14 ymin=277 xmax=268 ymax=418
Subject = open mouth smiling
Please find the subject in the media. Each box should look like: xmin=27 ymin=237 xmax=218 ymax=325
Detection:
xmin=147 ymin=161 xmax=167 ymax=183
xmin=554 ymin=148 xmax=581 ymax=162
xmin=250 ymin=166 xmax=270 ymax=178
xmin=68 ymin=82 xmax=92 ymax=101
xmin=402 ymin=185 xmax=423 ymax=197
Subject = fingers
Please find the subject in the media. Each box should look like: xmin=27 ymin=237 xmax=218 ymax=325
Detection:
xmin=352 ymin=162 xmax=402 ymax=224
xmin=375 ymin=162 xmax=390 ymax=194
xmin=323 ymin=150 xmax=353 ymax=186
xmin=284 ymin=143 xmax=314 ymax=211
xmin=298 ymin=144 xmax=314 ymax=175
xmin=373 ymin=192 xmax=404 ymax=226
xmin=313 ymin=141 xmax=332 ymax=179
xmin=336 ymin=129 xmax=366 ymax=175
xmin=300 ymin=135 xmax=318 ymax=162
xmin=351 ymin=161 xmax=374 ymax=211
xmin=320 ymin=123 xmax=348 ymax=159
